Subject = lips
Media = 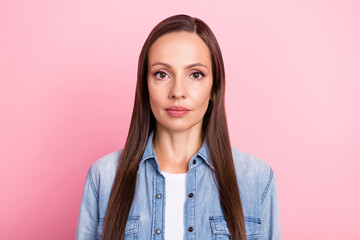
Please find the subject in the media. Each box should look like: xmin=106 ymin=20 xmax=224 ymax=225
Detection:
xmin=165 ymin=106 xmax=190 ymax=111
xmin=165 ymin=106 xmax=190 ymax=117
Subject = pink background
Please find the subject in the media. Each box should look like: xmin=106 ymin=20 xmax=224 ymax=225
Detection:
xmin=1 ymin=0 xmax=359 ymax=239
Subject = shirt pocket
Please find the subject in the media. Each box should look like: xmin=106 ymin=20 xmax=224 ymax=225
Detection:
xmin=209 ymin=216 xmax=230 ymax=240
xmin=244 ymin=216 xmax=261 ymax=240
xmin=97 ymin=216 xmax=140 ymax=240
xmin=209 ymin=215 xmax=261 ymax=240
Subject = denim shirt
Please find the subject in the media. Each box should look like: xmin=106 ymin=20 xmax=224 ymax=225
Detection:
xmin=75 ymin=130 xmax=281 ymax=240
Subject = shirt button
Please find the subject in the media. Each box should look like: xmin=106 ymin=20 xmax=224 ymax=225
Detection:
xmin=156 ymin=228 xmax=162 ymax=234
xmin=188 ymin=226 xmax=193 ymax=232
xmin=156 ymin=193 xmax=162 ymax=199
xmin=188 ymin=193 xmax=193 ymax=198
xmin=192 ymin=159 xmax=196 ymax=164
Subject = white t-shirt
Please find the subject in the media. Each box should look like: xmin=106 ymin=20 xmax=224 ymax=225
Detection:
xmin=161 ymin=170 xmax=187 ymax=240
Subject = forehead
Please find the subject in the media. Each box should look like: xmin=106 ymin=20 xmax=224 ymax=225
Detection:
xmin=148 ymin=31 xmax=211 ymax=67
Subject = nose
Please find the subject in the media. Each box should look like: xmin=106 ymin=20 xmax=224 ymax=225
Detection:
xmin=169 ymin=76 xmax=187 ymax=99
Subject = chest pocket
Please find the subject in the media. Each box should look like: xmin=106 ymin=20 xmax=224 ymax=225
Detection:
xmin=209 ymin=215 xmax=261 ymax=240
xmin=244 ymin=216 xmax=261 ymax=240
xmin=209 ymin=216 xmax=230 ymax=240
xmin=97 ymin=216 xmax=140 ymax=240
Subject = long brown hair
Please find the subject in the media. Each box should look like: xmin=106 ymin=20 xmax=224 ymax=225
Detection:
xmin=102 ymin=14 xmax=246 ymax=240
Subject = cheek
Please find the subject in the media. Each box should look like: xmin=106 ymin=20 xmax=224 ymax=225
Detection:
xmin=192 ymin=86 xmax=212 ymax=108
xmin=148 ymin=87 xmax=163 ymax=113
xmin=148 ymin=80 xmax=163 ymax=98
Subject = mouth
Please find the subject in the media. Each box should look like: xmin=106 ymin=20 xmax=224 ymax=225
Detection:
xmin=165 ymin=106 xmax=190 ymax=111
xmin=165 ymin=106 xmax=190 ymax=117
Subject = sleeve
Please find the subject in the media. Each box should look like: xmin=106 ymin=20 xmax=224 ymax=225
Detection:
xmin=260 ymin=167 xmax=281 ymax=240
xmin=75 ymin=164 xmax=99 ymax=240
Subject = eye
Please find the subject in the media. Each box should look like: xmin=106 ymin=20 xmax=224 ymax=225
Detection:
xmin=190 ymin=71 xmax=205 ymax=80
xmin=154 ymin=71 xmax=169 ymax=80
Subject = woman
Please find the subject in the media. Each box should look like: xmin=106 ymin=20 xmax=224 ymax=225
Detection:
xmin=75 ymin=14 xmax=280 ymax=240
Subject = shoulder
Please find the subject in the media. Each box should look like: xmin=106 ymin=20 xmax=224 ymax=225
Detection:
xmin=230 ymin=148 xmax=281 ymax=237
xmin=231 ymin=147 xmax=275 ymax=204
xmin=231 ymin=147 xmax=272 ymax=175
xmin=88 ymin=149 xmax=123 ymax=187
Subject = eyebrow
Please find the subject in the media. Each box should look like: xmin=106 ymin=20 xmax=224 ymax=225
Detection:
xmin=151 ymin=62 xmax=208 ymax=70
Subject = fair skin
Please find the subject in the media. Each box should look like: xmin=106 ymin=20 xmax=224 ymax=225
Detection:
xmin=147 ymin=31 xmax=213 ymax=174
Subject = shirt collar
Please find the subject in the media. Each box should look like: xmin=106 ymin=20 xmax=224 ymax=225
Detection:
xmin=139 ymin=129 xmax=213 ymax=171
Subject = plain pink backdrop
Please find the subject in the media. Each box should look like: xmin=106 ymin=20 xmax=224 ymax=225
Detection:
xmin=1 ymin=0 xmax=359 ymax=239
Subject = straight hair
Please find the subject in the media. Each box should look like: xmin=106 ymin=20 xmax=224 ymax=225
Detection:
xmin=102 ymin=14 xmax=247 ymax=240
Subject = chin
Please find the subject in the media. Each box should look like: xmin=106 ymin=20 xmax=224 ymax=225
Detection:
xmin=157 ymin=120 xmax=203 ymax=133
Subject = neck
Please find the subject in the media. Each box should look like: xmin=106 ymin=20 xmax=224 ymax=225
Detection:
xmin=152 ymin=124 xmax=203 ymax=173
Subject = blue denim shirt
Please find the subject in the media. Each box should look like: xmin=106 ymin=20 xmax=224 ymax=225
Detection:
xmin=75 ymin=130 xmax=280 ymax=240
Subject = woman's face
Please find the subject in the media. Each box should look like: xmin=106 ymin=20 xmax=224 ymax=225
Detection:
xmin=147 ymin=31 xmax=213 ymax=132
